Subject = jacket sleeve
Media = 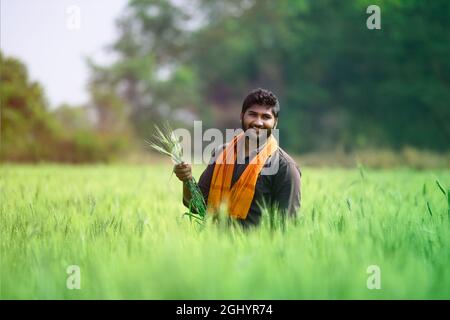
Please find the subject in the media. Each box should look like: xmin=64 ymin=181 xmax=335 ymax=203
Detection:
xmin=272 ymin=162 xmax=301 ymax=217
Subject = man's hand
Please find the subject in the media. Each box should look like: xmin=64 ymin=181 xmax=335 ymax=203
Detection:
xmin=174 ymin=162 xmax=192 ymax=182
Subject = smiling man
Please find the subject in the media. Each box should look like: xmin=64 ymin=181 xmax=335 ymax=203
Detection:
xmin=174 ymin=88 xmax=301 ymax=227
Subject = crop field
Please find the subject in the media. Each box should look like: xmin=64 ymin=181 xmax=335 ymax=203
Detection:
xmin=1 ymin=165 xmax=449 ymax=299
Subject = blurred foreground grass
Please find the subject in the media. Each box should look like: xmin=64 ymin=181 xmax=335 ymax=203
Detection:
xmin=1 ymin=165 xmax=449 ymax=299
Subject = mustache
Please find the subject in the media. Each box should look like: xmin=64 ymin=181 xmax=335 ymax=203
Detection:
xmin=244 ymin=127 xmax=272 ymax=138
xmin=245 ymin=126 xmax=271 ymax=131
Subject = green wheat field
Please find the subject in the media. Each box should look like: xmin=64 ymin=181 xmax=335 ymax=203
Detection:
xmin=1 ymin=165 xmax=449 ymax=299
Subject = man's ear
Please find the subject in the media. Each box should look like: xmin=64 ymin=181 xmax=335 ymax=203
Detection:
xmin=273 ymin=119 xmax=278 ymax=129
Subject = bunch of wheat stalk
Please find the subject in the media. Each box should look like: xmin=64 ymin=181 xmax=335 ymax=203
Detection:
xmin=147 ymin=124 xmax=207 ymax=225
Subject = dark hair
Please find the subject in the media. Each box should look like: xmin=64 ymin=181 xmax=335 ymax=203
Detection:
xmin=241 ymin=88 xmax=280 ymax=118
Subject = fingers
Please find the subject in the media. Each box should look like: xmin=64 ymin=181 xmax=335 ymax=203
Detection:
xmin=174 ymin=162 xmax=192 ymax=182
xmin=175 ymin=170 xmax=191 ymax=179
xmin=177 ymin=175 xmax=192 ymax=182
xmin=176 ymin=168 xmax=191 ymax=174
xmin=174 ymin=164 xmax=191 ymax=172
xmin=174 ymin=162 xmax=189 ymax=169
xmin=176 ymin=172 xmax=192 ymax=182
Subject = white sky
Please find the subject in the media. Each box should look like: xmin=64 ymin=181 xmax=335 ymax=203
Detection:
xmin=1 ymin=0 xmax=128 ymax=108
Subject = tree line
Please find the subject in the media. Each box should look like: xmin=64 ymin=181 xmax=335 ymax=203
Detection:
xmin=2 ymin=0 xmax=449 ymax=162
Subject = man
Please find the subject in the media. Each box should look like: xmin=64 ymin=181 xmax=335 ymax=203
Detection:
xmin=174 ymin=88 xmax=301 ymax=227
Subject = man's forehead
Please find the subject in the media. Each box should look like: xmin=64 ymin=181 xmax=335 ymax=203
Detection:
xmin=245 ymin=104 xmax=273 ymax=114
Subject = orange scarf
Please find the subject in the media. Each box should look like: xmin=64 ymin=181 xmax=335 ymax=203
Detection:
xmin=207 ymin=132 xmax=278 ymax=219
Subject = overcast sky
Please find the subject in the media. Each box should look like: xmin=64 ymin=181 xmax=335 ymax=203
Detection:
xmin=1 ymin=0 xmax=128 ymax=108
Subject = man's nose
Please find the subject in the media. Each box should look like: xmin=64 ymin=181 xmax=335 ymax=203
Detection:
xmin=253 ymin=119 xmax=263 ymax=127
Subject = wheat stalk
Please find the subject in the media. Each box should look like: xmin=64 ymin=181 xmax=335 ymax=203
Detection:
xmin=146 ymin=123 xmax=207 ymax=224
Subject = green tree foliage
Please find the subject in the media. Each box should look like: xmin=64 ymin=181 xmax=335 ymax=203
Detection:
xmin=88 ymin=0 xmax=205 ymax=140
xmin=97 ymin=0 xmax=449 ymax=153
xmin=1 ymin=52 xmax=131 ymax=162
xmin=191 ymin=0 xmax=450 ymax=152
xmin=0 ymin=52 xmax=61 ymax=161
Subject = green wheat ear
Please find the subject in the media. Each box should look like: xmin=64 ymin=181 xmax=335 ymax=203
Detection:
xmin=147 ymin=123 xmax=207 ymax=224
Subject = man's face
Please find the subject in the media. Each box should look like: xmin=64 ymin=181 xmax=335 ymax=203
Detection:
xmin=241 ymin=104 xmax=277 ymax=140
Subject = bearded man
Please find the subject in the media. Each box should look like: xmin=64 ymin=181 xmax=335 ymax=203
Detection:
xmin=174 ymin=88 xmax=301 ymax=227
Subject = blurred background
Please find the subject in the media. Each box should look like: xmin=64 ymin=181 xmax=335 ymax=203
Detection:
xmin=1 ymin=0 xmax=449 ymax=167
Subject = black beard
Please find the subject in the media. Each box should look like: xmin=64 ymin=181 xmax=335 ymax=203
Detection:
xmin=241 ymin=124 xmax=271 ymax=148
xmin=242 ymin=123 xmax=272 ymax=137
